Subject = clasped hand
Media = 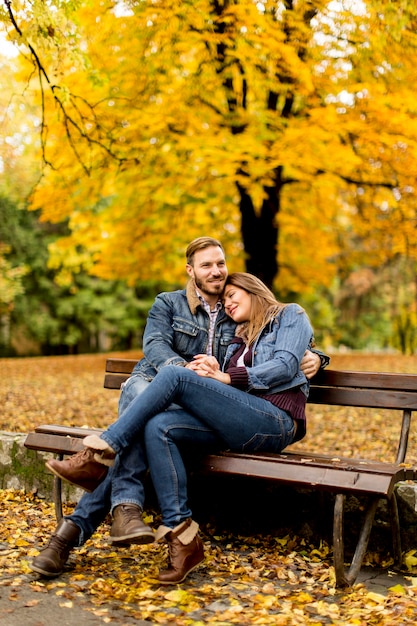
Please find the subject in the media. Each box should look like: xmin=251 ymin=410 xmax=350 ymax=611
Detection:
xmin=185 ymin=349 xmax=320 ymax=385
xmin=186 ymin=355 xmax=231 ymax=384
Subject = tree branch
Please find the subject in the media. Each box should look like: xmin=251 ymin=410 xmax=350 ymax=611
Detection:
xmin=3 ymin=0 xmax=137 ymax=174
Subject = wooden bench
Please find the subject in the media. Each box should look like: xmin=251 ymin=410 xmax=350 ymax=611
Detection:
xmin=24 ymin=358 xmax=417 ymax=588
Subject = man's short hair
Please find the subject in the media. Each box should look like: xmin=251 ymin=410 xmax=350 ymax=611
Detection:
xmin=186 ymin=237 xmax=225 ymax=265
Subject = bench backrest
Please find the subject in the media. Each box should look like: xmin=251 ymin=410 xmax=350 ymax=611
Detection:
xmin=105 ymin=358 xmax=138 ymax=390
xmin=104 ymin=358 xmax=417 ymax=463
xmin=105 ymin=358 xmax=417 ymax=409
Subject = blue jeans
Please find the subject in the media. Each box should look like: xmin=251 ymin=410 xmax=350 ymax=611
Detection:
xmin=144 ymin=410 xmax=221 ymax=526
xmin=102 ymin=366 xmax=297 ymax=527
xmin=68 ymin=374 xmax=151 ymax=545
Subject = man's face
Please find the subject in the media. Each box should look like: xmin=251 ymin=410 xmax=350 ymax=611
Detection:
xmin=186 ymin=246 xmax=228 ymax=299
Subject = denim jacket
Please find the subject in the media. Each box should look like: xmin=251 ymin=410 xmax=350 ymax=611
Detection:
xmin=132 ymin=280 xmax=236 ymax=381
xmin=222 ymin=303 xmax=314 ymax=398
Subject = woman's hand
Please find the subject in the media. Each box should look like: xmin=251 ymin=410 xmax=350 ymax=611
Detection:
xmin=188 ymin=354 xmax=231 ymax=384
xmin=190 ymin=354 xmax=220 ymax=373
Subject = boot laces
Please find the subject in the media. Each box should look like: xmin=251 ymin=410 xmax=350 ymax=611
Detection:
xmin=66 ymin=447 xmax=93 ymax=466
xmin=166 ymin=534 xmax=181 ymax=562
xmin=118 ymin=504 xmax=141 ymax=523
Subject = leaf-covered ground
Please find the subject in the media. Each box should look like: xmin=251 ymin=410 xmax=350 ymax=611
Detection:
xmin=1 ymin=489 xmax=417 ymax=625
xmin=0 ymin=351 xmax=138 ymax=434
xmin=1 ymin=352 xmax=417 ymax=624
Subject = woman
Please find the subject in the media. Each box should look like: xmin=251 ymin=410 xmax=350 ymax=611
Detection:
xmin=46 ymin=273 xmax=314 ymax=584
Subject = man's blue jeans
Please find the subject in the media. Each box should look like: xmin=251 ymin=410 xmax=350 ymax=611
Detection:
xmin=102 ymin=366 xmax=297 ymax=528
xmin=68 ymin=374 xmax=152 ymax=545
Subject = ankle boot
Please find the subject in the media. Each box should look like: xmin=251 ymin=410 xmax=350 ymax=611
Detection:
xmin=83 ymin=434 xmax=116 ymax=467
xmin=110 ymin=504 xmax=155 ymax=545
xmin=30 ymin=519 xmax=80 ymax=577
xmin=157 ymin=519 xmax=204 ymax=584
xmin=46 ymin=447 xmax=109 ymax=492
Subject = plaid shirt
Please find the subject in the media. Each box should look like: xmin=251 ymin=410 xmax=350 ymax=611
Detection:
xmin=197 ymin=293 xmax=223 ymax=356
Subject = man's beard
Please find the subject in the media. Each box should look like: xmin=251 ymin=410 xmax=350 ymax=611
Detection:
xmin=195 ymin=276 xmax=225 ymax=296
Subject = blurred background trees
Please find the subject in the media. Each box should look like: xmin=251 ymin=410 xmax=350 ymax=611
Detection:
xmin=1 ymin=0 xmax=417 ymax=356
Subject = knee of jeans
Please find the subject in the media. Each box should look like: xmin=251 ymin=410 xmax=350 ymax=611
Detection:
xmin=144 ymin=413 xmax=179 ymax=447
xmin=118 ymin=376 xmax=150 ymax=413
xmin=144 ymin=417 xmax=163 ymax=444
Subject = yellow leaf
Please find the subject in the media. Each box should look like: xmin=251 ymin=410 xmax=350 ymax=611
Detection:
xmin=20 ymin=560 xmax=33 ymax=574
xmin=15 ymin=538 xmax=29 ymax=546
xmin=59 ymin=601 xmax=74 ymax=608
xmin=366 ymin=591 xmax=385 ymax=603
xmin=163 ymin=588 xmax=190 ymax=603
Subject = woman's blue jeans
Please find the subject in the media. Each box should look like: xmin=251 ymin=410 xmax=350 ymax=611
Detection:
xmin=103 ymin=366 xmax=297 ymax=528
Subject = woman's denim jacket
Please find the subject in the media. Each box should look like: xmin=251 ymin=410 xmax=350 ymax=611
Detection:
xmin=222 ymin=303 xmax=314 ymax=398
xmin=132 ymin=280 xmax=236 ymax=381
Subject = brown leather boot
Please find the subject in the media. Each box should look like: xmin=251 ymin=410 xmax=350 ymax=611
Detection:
xmin=158 ymin=519 xmax=204 ymax=584
xmin=83 ymin=434 xmax=116 ymax=467
xmin=46 ymin=447 xmax=108 ymax=492
xmin=30 ymin=519 xmax=80 ymax=577
xmin=110 ymin=504 xmax=155 ymax=545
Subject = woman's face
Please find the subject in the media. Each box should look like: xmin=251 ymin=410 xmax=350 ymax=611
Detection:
xmin=223 ymin=284 xmax=252 ymax=322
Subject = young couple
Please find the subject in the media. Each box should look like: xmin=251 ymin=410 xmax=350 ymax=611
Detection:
xmin=31 ymin=237 xmax=328 ymax=584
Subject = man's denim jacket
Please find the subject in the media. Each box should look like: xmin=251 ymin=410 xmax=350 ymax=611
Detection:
xmin=131 ymin=280 xmax=236 ymax=381
xmin=222 ymin=303 xmax=315 ymax=398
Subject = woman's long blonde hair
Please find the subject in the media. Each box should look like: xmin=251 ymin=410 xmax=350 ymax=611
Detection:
xmin=225 ymin=272 xmax=286 ymax=346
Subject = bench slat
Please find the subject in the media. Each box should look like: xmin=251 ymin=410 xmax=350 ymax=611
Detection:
xmin=314 ymin=369 xmax=417 ymax=392
xmin=34 ymin=425 xmax=103 ymax=437
xmin=104 ymin=373 xmax=131 ymax=389
xmin=25 ymin=432 xmax=86 ymax=456
xmin=309 ymin=386 xmax=417 ymax=410
xmin=27 ymin=424 xmax=417 ymax=497
xmin=199 ymin=453 xmax=412 ymax=496
xmin=213 ymin=449 xmax=408 ymax=473
xmin=104 ymin=361 xmax=417 ymax=392
xmin=26 ymin=426 xmax=104 ymax=455
xmin=104 ymin=375 xmax=417 ymax=410
xmin=103 ymin=362 xmax=417 ymax=410
xmin=106 ymin=358 xmax=138 ymax=374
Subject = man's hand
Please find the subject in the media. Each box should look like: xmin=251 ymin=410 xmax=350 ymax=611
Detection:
xmin=301 ymin=350 xmax=321 ymax=379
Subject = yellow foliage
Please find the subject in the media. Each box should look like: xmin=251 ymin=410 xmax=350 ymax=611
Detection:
xmin=3 ymin=0 xmax=417 ymax=296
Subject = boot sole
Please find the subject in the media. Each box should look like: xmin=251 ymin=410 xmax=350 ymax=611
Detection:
xmin=30 ymin=563 xmax=63 ymax=578
xmin=45 ymin=461 xmax=95 ymax=493
xmin=110 ymin=532 xmax=155 ymax=546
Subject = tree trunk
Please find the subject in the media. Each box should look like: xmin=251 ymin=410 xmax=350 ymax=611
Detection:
xmin=238 ymin=169 xmax=282 ymax=288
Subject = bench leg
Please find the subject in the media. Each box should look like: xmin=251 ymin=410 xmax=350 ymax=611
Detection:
xmin=333 ymin=494 xmax=348 ymax=587
xmin=52 ymin=454 xmax=64 ymax=522
xmin=387 ymin=490 xmax=402 ymax=567
xmin=333 ymin=493 xmax=379 ymax=588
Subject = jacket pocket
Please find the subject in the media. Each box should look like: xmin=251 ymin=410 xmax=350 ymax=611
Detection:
xmin=171 ymin=318 xmax=200 ymax=354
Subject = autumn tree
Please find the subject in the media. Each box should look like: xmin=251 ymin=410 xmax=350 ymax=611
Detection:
xmin=2 ymin=0 xmax=417 ymax=305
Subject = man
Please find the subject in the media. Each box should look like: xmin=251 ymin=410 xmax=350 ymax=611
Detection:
xmin=31 ymin=237 xmax=325 ymax=578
